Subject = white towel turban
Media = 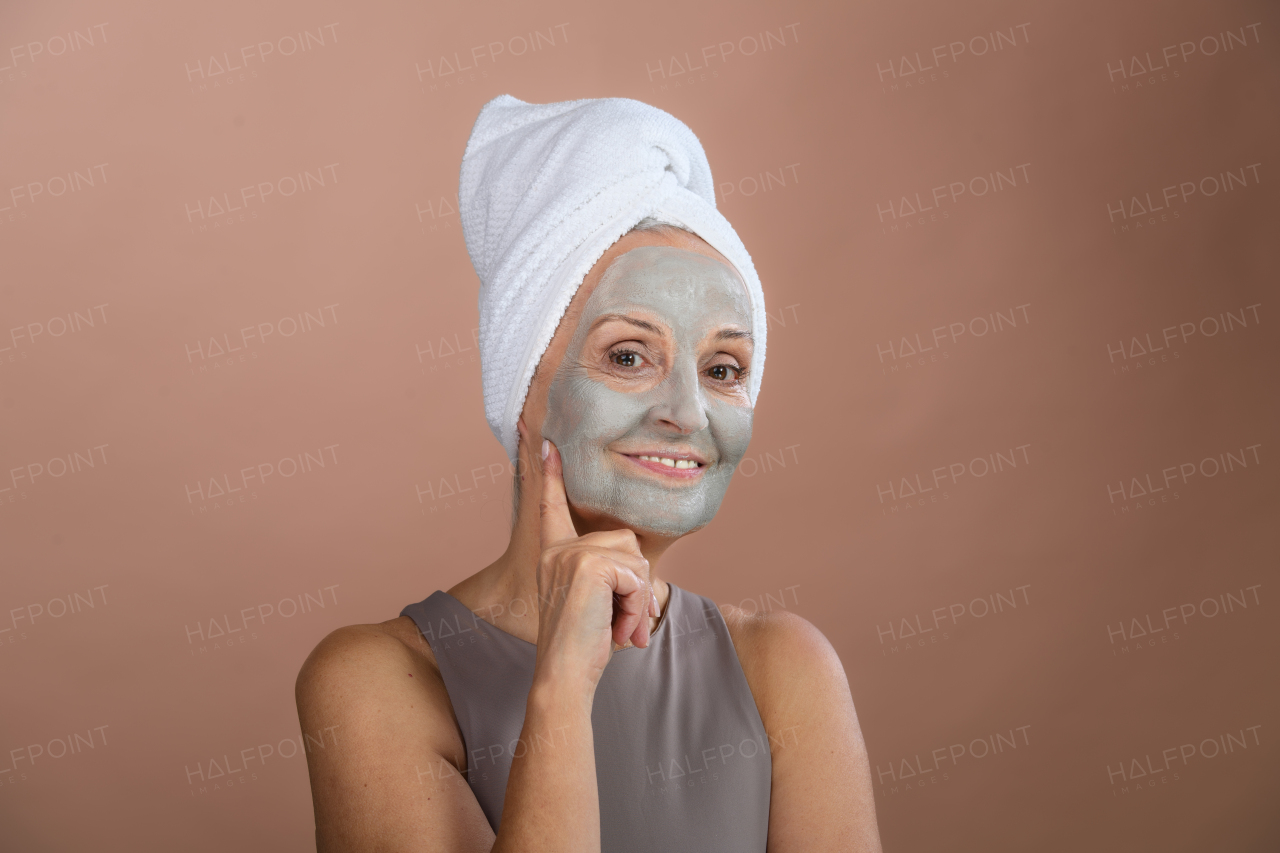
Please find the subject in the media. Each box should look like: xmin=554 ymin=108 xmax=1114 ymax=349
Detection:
xmin=459 ymin=94 xmax=768 ymax=462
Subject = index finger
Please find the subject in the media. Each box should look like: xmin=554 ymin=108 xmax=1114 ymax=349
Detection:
xmin=539 ymin=439 xmax=579 ymax=549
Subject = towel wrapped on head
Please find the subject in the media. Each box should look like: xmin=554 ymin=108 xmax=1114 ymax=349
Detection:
xmin=459 ymin=94 xmax=768 ymax=462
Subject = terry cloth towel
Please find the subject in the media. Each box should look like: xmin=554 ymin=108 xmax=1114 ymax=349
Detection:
xmin=459 ymin=94 xmax=768 ymax=462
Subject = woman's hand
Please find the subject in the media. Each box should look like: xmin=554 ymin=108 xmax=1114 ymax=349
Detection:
xmin=533 ymin=438 xmax=659 ymax=690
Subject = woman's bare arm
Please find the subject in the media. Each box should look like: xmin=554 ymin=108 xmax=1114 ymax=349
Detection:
xmin=296 ymin=620 xmax=607 ymax=853
xmin=296 ymin=623 xmax=497 ymax=853
xmin=727 ymin=608 xmax=883 ymax=853
xmin=296 ymin=441 xmax=654 ymax=853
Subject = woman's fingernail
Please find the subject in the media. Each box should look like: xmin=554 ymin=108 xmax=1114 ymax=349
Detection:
xmin=541 ymin=439 xmax=550 ymax=460
xmin=651 ymin=591 xmax=659 ymax=616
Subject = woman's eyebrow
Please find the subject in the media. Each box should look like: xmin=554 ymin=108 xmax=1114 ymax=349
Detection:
xmin=715 ymin=329 xmax=753 ymax=342
xmin=588 ymin=313 xmax=666 ymax=336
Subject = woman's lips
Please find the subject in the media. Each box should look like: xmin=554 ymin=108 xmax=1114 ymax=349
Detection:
xmin=618 ymin=452 xmax=707 ymax=480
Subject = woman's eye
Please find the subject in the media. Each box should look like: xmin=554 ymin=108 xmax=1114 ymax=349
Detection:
xmin=610 ymin=350 xmax=642 ymax=368
xmin=708 ymin=364 xmax=741 ymax=382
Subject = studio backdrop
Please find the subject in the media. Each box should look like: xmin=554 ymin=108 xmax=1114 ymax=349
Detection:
xmin=1 ymin=0 xmax=1277 ymax=850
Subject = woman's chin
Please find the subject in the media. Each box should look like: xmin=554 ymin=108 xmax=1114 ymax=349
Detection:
xmin=614 ymin=509 xmax=713 ymax=540
xmin=569 ymin=503 xmax=709 ymax=540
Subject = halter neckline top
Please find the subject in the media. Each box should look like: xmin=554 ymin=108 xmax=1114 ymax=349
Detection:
xmin=401 ymin=582 xmax=772 ymax=851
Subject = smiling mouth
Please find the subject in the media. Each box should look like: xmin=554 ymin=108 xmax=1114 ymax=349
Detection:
xmin=618 ymin=452 xmax=707 ymax=479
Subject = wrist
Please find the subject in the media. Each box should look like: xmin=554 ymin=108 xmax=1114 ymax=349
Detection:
xmin=528 ymin=667 xmax=597 ymax=716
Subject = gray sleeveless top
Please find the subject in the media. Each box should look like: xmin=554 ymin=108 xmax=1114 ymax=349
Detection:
xmin=400 ymin=582 xmax=771 ymax=851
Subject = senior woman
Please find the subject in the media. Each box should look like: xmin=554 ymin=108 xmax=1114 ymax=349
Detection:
xmin=295 ymin=95 xmax=881 ymax=852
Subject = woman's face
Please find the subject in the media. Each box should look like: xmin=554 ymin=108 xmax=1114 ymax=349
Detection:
xmin=540 ymin=243 xmax=755 ymax=538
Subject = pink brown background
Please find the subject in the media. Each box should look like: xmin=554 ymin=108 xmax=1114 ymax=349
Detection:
xmin=1 ymin=0 xmax=1277 ymax=850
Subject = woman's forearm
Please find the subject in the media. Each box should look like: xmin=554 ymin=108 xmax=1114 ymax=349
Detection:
xmin=491 ymin=675 xmax=600 ymax=853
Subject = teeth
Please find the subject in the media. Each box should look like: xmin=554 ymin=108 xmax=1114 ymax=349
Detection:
xmin=638 ymin=455 xmax=700 ymax=469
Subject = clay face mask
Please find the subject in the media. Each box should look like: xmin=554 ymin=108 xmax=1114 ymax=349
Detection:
xmin=542 ymin=245 xmax=754 ymax=537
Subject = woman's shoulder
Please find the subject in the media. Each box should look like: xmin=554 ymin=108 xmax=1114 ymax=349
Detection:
xmin=297 ymin=616 xmax=439 ymax=695
xmin=717 ymin=602 xmax=850 ymax=723
xmin=718 ymin=602 xmax=833 ymax=658
xmin=295 ymin=616 xmax=464 ymax=762
xmin=294 ymin=616 xmax=446 ymax=731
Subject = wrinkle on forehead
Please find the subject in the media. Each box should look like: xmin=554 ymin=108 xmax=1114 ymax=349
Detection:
xmin=582 ymin=246 xmax=753 ymax=338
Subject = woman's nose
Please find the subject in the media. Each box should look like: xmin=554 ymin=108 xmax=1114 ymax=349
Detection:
xmin=646 ymin=360 xmax=709 ymax=434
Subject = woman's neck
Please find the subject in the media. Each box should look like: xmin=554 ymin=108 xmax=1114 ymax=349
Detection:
xmin=447 ymin=498 xmax=673 ymax=646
